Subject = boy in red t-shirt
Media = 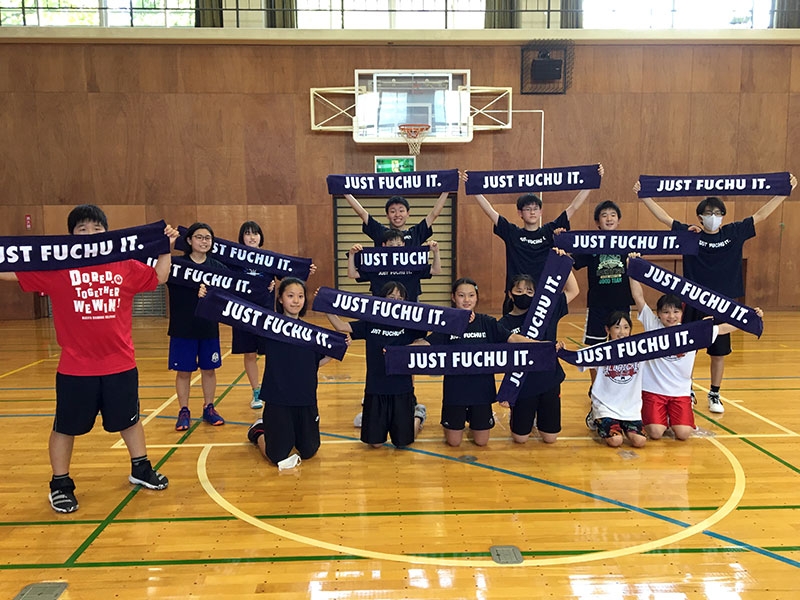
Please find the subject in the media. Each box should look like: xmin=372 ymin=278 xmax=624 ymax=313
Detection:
xmin=0 ymin=205 xmax=178 ymax=514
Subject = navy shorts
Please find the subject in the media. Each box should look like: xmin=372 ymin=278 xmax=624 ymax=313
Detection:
xmin=510 ymin=383 xmax=561 ymax=436
xmin=682 ymin=306 xmax=732 ymax=356
xmin=440 ymin=403 xmax=495 ymax=431
xmin=584 ymin=306 xmax=631 ymax=345
xmin=231 ymin=327 xmax=267 ymax=355
xmin=169 ymin=337 xmax=222 ymax=371
xmin=361 ymin=391 xmax=416 ymax=448
xmin=263 ymin=403 xmax=320 ymax=464
xmin=54 ymin=367 xmax=140 ymax=435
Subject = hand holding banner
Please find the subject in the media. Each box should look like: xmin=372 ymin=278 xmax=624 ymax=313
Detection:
xmin=326 ymin=169 xmax=459 ymax=196
xmin=637 ymin=172 xmax=792 ymax=198
xmin=464 ymin=164 xmax=601 ymax=196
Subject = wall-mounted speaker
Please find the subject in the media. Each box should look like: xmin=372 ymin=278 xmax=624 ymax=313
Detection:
xmin=521 ymin=41 xmax=574 ymax=95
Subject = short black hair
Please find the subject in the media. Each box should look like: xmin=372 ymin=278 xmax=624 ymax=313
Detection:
xmin=238 ymin=221 xmax=264 ymax=246
xmin=594 ymin=200 xmax=621 ymax=222
xmin=516 ymin=193 xmax=543 ymax=211
xmin=656 ymin=294 xmax=683 ymax=314
xmin=451 ymin=277 xmax=479 ymax=306
xmin=605 ymin=311 xmax=632 ymax=330
xmin=276 ymin=277 xmax=307 ymax=317
xmin=385 ymin=196 xmax=410 ymax=212
xmin=183 ymin=222 xmax=215 ymax=256
xmin=696 ymin=197 xmax=726 ymax=216
xmin=378 ymin=281 xmax=408 ymax=299
xmin=382 ymin=229 xmax=405 ymax=245
xmin=67 ymin=204 xmax=108 ymax=233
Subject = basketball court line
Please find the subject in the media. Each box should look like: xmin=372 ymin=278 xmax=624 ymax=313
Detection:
xmin=195 ymin=435 xmax=760 ymax=568
xmin=0 ymin=359 xmax=45 ymax=380
xmin=692 ymin=382 xmax=798 ymax=435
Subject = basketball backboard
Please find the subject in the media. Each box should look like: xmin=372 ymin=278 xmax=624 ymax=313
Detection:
xmin=353 ymin=69 xmax=472 ymax=144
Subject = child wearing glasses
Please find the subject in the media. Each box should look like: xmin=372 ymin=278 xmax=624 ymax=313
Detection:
xmin=167 ymin=222 xmax=227 ymax=431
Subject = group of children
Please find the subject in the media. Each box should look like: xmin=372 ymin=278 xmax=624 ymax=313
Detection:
xmin=2 ymin=164 xmax=794 ymax=513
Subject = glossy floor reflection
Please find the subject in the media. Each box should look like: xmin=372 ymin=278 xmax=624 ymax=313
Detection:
xmin=1 ymin=313 xmax=799 ymax=599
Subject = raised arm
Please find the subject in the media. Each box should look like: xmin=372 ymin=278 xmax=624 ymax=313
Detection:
xmin=752 ymin=174 xmax=797 ymax=225
xmin=0 ymin=272 xmax=19 ymax=282
xmin=424 ymin=191 xmax=450 ymax=228
xmin=634 ymin=181 xmax=675 ymax=228
xmin=563 ymin=271 xmax=580 ymax=305
xmin=426 ymin=240 xmax=442 ymax=276
xmin=154 ymin=224 xmax=179 ymax=284
xmin=347 ymin=244 xmax=363 ymax=280
xmin=344 ymin=193 xmax=370 ymax=225
xmin=564 ymin=164 xmax=604 ymax=220
xmin=627 ymin=253 xmax=646 ymax=312
xmin=461 ymin=170 xmax=500 ymax=226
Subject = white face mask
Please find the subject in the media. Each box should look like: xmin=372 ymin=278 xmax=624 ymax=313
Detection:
xmin=701 ymin=214 xmax=723 ymax=231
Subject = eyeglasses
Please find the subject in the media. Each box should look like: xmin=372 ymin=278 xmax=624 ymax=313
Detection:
xmin=192 ymin=235 xmax=213 ymax=242
xmin=520 ymin=206 xmax=541 ymax=213
xmin=702 ymin=211 xmax=724 ymax=217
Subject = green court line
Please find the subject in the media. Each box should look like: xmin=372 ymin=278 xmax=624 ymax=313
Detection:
xmin=62 ymin=371 xmax=246 ymax=567
xmin=5 ymin=545 xmax=800 ymax=571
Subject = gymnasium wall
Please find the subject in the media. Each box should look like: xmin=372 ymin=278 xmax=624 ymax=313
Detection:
xmin=1 ymin=35 xmax=799 ymax=317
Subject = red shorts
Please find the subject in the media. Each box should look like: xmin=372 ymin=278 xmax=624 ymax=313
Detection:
xmin=642 ymin=391 xmax=695 ymax=428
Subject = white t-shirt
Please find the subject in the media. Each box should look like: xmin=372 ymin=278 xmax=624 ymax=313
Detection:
xmin=638 ymin=304 xmax=718 ymax=397
xmin=586 ymin=361 xmax=643 ymax=421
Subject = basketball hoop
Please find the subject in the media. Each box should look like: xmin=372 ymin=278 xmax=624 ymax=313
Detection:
xmin=398 ymin=123 xmax=430 ymax=155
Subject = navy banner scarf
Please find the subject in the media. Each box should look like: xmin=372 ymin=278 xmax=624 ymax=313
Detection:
xmin=627 ymin=257 xmax=763 ymax=337
xmin=196 ymin=288 xmax=348 ymax=360
xmin=496 ymin=251 xmax=574 ymax=405
xmin=0 ymin=221 xmax=169 ymax=272
xmin=384 ymin=343 xmax=556 ymax=376
xmin=312 ymin=286 xmax=470 ymax=335
xmin=327 ymin=169 xmax=460 ymax=196
xmin=558 ymin=319 xmax=714 ymax=367
xmin=554 ymin=230 xmax=699 ymax=256
xmin=464 ymin=164 xmax=601 ymax=196
xmin=175 ymin=228 xmax=312 ymax=281
xmin=637 ymin=172 xmax=792 ymax=198
xmin=355 ymin=246 xmax=431 ymax=274
xmin=169 ymin=259 xmax=273 ymax=307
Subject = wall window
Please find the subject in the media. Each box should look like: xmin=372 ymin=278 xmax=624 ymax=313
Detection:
xmin=583 ymin=0 xmax=774 ymax=29
xmin=296 ymin=0 xmax=486 ymax=29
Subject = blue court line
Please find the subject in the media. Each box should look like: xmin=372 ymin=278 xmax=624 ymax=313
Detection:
xmin=385 ymin=442 xmax=800 ymax=569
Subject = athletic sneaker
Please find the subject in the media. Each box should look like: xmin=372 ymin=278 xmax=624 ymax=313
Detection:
xmin=414 ymin=404 xmax=427 ymax=429
xmin=129 ymin=460 xmax=169 ymax=490
xmin=691 ymin=391 xmax=697 ymax=405
xmin=175 ymin=406 xmax=191 ymax=431
xmin=585 ymin=409 xmax=597 ymax=431
xmin=250 ymin=387 xmax=263 ymax=410
xmin=353 ymin=412 xmax=363 ymax=428
xmin=708 ymin=391 xmax=724 ymax=414
xmin=49 ymin=477 xmax=78 ymax=514
xmin=247 ymin=418 xmax=265 ymax=445
xmin=203 ymin=403 xmax=225 ymax=426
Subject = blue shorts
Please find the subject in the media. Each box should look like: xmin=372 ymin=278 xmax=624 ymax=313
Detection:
xmin=169 ymin=337 xmax=222 ymax=372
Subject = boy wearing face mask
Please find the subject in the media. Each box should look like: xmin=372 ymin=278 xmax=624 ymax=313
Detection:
xmin=497 ymin=266 xmax=579 ymax=444
xmin=638 ymin=174 xmax=796 ymax=414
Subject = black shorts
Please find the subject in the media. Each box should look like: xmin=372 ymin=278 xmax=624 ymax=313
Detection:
xmin=682 ymin=306 xmax=732 ymax=356
xmin=510 ymin=383 xmax=561 ymax=436
xmin=361 ymin=391 xmax=416 ymax=448
xmin=54 ymin=368 xmax=140 ymax=435
xmin=440 ymin=403 xmax=495 ymax=431
xmin=263 ymin=403 xmax=320 ymax=464
xmin=231 ymin=327 xmax=267 ymax=355
xmin=596 ymin=417 xmax=645 ymax=439
xmin=584 ymin=306 xmax=631 ymax=345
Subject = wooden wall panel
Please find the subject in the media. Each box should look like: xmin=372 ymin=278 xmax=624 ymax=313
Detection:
xmin=1 ymin=40 xmax=798 ymax=313
xmin=738 ymin=198 xmax=782 ymax=307
xmin=778 ymin=201 xmax=800 ymax=307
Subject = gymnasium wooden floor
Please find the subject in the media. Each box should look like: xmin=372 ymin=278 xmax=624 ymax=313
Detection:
xmin=1 ymin=311 xmax=799 ymax=599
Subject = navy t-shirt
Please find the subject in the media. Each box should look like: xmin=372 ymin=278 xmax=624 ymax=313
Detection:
xmin=167 ymin=255 xmax=228 ymax=339
xmin=260 ymin=335 xmax=324 ymax=406
xmin=498 ymin=304 xmax=565 ymax=395
xmin=363 ymin=215 xmax=433 ymax=247
xmin=572 ymin=253 xmax=633 ymax=308
xmin=350 ymin=320 xmax=425 ymax=395
xmin=671 ymin=217 xmax=755 ymax=298
xmin=426 ymin=313 xmax=511 ymax=406
xmin=494 ymin=211 xmax=570 ymax=291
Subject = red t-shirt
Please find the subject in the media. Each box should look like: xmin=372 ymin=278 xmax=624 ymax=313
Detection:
xmin=18 ymin=260 xmax=159 ymax=376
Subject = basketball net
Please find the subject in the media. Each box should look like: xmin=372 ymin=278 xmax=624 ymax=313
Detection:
xmin=398 ymin=124 xmax=430 ymax=155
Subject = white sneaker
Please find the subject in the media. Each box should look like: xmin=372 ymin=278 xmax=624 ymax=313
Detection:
xmin=250 ymin=388 xmax=263 ymax=410
xmin=708 ymin=391 xmax=724 ymax=414
xmin=353 ymin=412 xmax=362 ymax=428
